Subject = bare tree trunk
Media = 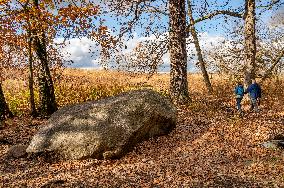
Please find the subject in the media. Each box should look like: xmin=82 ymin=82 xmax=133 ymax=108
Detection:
xmin=32 ymin=0 xmax=57 ymax=117
xmin=260 ymin=49 xmax=284 ymax=83
xmin=27 ymin=29 xmax=37 ymax=117
xmin=187 ymin=0 xmax=213 ymax=93
xmin=0 ymin=82 xmax=13 ymax=120
xmin=33 ymin=32 xmax=57 ymax=117
xmin=244 ymin=0 xmax=256 ymax=86
xmin=169 ymin=0 xmax=190 ymax=104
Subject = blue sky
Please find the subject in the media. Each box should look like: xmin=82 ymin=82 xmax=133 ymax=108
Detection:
xmin=98 ymin=0 xmax=282 ymax=36
xmin=62 ymin=0 xmax=283 ymax=72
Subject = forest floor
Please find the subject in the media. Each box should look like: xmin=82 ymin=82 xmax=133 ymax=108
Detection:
xmin=1 ymin=70 xmax=284 ymax=187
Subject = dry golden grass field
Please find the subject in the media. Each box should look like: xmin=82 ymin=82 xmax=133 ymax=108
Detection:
xmin=1 ymin=69 xmax=284 ymax=187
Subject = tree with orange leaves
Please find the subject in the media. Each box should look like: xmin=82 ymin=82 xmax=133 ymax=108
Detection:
xmin=1 ymin=0 xmax=114 ymax=117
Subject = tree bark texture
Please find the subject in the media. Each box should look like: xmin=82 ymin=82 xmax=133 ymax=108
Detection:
xmin=244 ymin=0 xmax=256 ymax=86
xmin=32 ymin=0 xmax=57 ymax=116
xmin=33 ymin=32 xmax=58 ymax=117
xmin=187 ymin=0 xmax=213 ymax=93
xmin=169 ymin=0 xmax=190 ymax=104
xmin=28 ymin=29 xmax=37 ymax=117
xmin=0 ymin=82 xmax=13 ymax=120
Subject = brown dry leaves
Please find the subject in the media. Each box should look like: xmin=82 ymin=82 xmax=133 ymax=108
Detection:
xmin=1 ymin=71 xmax=284 ymax=187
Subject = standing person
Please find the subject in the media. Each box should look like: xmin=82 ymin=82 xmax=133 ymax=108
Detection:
xmin=235 ymin=81 xmax=245 ymax=113
xmin=246 ymin=79 xmax=262 ymax=112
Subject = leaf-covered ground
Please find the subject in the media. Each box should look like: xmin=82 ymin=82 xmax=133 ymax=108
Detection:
xmin=1 ymin=73 xmax=284 ymax=187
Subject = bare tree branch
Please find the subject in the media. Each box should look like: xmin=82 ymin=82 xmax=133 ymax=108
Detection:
xmin=146 ymin=5 xmax=168 ymax=16
xmin=257 ymin=0 xmax=283 ymax=10
xmin=196 ymin=10 xmax=243 ymax=23
xmin=186 ymin=10 xmax=243 ymax=32
xmin=260 ymin=48 xmax=284 ymax=83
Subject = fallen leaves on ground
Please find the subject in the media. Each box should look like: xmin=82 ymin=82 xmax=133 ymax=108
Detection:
xmin=1 ymin=77 xmax=284 ymax=187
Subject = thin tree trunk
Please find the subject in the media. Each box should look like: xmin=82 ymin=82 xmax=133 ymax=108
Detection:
xmin=187 ymin=0 xmax=213 ymax=93
xmin=0 ymin=82 xmax=13 ymax=120
xmin=244 ymin=0 xmax=256 ymax=87
xmin=32 ymin=0 xmax=57 ymax=117
xmin=28 ymin=29 xmax=37 ymax=117
xmin=169 ymin=0 xmax=190 ymax=104
xmin=33 ymin=32 xmax=57 ymax=117
xmin=260 ymin=49 xmax=284 ymax=83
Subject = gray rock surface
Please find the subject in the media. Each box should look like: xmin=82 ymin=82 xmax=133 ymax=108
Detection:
xmin=26 ymin=89 xmax=177 ymax=160
xmin=262 ymin=140 xmax=284 ymax=149
xmin=7 ymin=144 xmax=28 ymax=158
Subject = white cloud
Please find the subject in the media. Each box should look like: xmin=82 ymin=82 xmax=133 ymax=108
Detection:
xmin=54 ymin=37 xmax=102 ymax=68
xmin=54 ymin=32 xmax=226 ymax=72
xmin=161 ymin=32 xmax=226 ymax=72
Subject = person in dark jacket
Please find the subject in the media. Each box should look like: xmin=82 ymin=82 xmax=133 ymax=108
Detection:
xmin=235 ymin=82 xmax=245 ymax=113
xmin=245 ymin=79 xmax=261 ymax=112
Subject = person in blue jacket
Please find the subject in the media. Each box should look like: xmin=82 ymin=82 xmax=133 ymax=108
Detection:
xmin=235 ymin=81 xmax=245 ymax=113
xmin=245 ymin=79 xmax=261 ymax=112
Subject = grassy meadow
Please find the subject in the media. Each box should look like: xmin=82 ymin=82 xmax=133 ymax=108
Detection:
xmin=3 ymin=68 xmax=284 ymax=116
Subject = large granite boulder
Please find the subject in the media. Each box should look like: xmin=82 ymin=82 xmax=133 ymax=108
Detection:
xmin=26 ymin=89 xmax=177 ymax=160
